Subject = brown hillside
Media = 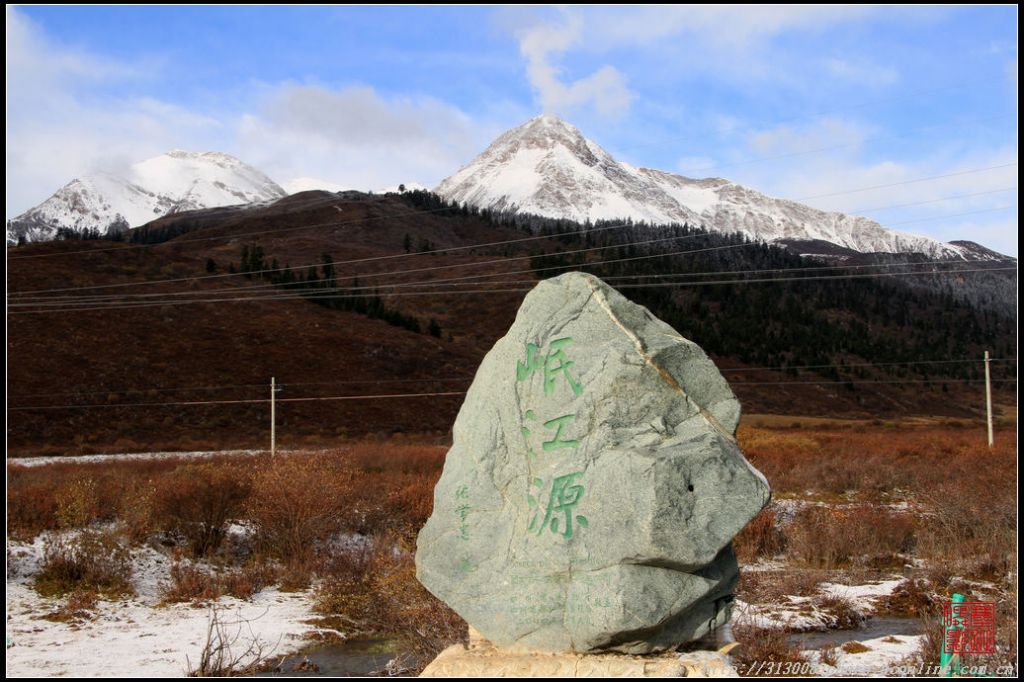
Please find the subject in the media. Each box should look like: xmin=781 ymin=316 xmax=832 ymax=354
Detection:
xmin=6 ymin=192 xmax=1012 ymax=457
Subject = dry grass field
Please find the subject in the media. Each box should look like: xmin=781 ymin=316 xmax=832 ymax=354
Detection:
xmin=6 ymin=421 xmax=1017 ymax=675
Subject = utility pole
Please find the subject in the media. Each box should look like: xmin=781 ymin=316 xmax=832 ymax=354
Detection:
xmin=270 ymin=377 xmax=278 ymax=457
xmin=984 ymin=351 xmax=993 ymax=447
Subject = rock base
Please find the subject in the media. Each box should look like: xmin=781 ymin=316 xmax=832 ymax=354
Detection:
xmin=420 ymin=630 xmax=738 ymax=677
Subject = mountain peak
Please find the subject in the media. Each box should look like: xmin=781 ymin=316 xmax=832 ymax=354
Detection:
xmin=521 ymin=113 xmax=579 ymax=132
xmin=490 ymin=114 xmax=593 ymax=156
xmin=437 ymin=119 xmax=996 ymax=260
xmin=166 ymin=148 xmax=201 ymax=159
xmin=437 ymin=115 xmax=693 ymax=225
xmin=7 ymin=151 xmax=286 ymax=244
xmin=164 ymin=149 xmax=241 ymax=163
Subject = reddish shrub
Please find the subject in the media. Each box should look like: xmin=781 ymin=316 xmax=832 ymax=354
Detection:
xmin=735 ymin=506 xmax=785 ymax=562
xmin=247 ymin=454 xmax=355 ymax=559
xmin=35 ymin=530 xmax=133 ymax=598
xmin=154 ymin=462 xmax=252 ymax=557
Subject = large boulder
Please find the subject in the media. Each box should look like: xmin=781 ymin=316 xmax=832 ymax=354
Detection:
xmin=416 ymin=272 xmax=770 ymax=653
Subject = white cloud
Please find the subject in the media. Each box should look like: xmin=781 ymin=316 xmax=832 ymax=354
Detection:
xmin=824 ymin=58 xmax=900 ymax=88
xmin=746 ymin=117 xmax=871 ymax=157
xmin=513 ymin=9 xmax=633 ymax=120
xmin=928 ymin=216 xmax=1017 ymax=258
xmin=503 ymin=6 xmax=893 ymax=120
xmin=588 ymin=5 xmax=879 ymax=49
xmin=282 ymin=177 xmax=352 ymax=194
xmin=235 ymin=84 xmax=499 ymax=194
xmin=732 ymin=118 xmax=1018 ymax=255
xmin=676 ymin=156 xmax=717 ymax=175
xmin=5 ymin=7 xmax=222 ymax=215
xmin=5 ymin=8 xmax=504 ymax=216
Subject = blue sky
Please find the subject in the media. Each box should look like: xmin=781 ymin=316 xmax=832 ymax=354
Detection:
xmin=6 ymin=5 xmax=1018 ymax=254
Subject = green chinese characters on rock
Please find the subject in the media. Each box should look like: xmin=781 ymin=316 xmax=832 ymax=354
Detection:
xmin=527 ymin=472 xmax=589 ymax=539
xmin=516 ymin=337 xmax=583 ymax=397
xmin=516 ymin=337 xmax=591 ymax=540
xmin=520 ymin=410 xmax=580 ymax=457
xmin=454 ymin=484 xmax=473 ymax=572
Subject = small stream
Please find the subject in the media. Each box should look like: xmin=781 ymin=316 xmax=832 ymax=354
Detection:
xmin=261 ymin=638 xmax=407 ymax=677
xmin=788 ymin=616 xmax=923 ymax=650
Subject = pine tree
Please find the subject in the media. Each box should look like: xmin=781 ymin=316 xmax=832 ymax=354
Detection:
xmin=240 ymin=244 xmax=251 ymax=277
xmin=320 ymin=253 xmax=336 ymax=289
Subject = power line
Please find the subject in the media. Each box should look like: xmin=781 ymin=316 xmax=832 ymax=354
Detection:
xmin=612 ymin=266 xmax=1016 ymax=290
xmin=25 ymin=251 xmax=1015 ymax=311
xmin=6 ymin=376 xmax=476 ymax=400
xmin=250 ymin=253 xmax=1016 ymax=298
xmin=848 ymin=187 xmax=1017 ymax=215
xmin=795 ymin=163 xmax=1017 ymax=201
xmin=6 ymin=391 xmax=469 ymax=412
xmin=10 ymin=259 xmax=1016 ymax=313
xmin=9 ymin=377 xmax=1016 ymax=412
xmin=8 ymin=229 xmax=717 ymax=304
xmin=729 ymin=378 xmax=1016 ymax=386
xmin=617 ymin=75 xmax=1010 ymax=154
xmin=678 ymin=114 xmax=1016 ymax=176
xmin=13 ymin=246 xmax=1017 ymax=309
xmin=6 ymin=242 xmax=760 ymax=312
xmin=20 ymin=256 xmax=1011 ymax=306
xmin=8 ymin=265 xmax=1016 ymax=315
xmin=5 ymin=199 xmax=464 ymax=261
xmin=12 ymin=196 xmax=1019 ymax=309
xmin=879 ymin=205 xmax=1016 ymax=227
xmin=719 ymin=358 xmax=1016 ymax=373
xmin=8 ymin=220 xmax=647 ymax=296
xmin=14 ymin=357 xmax=1014 ymax=402
xmin=9 ymin=239 xmax=758 ymax=308
xmin=10 ymin=174 xmax=1018 ymax=298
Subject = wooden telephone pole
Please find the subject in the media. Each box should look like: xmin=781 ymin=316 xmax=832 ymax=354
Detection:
xmin=984 ymin=352 xmax=993 ymax=447
xmin=270 ymin=377 xmax=281 ymax=457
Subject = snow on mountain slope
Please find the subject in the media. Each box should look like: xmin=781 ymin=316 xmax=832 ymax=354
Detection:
xmin=436 ymin=116 xmax=701 ymax=227
xmin=284 ymin=177 xmax=352 ymax=194
xmin=7 ymin=151 xmax=286 ymax=244
xmin=436 ymin=115 xmax=993 ymax=261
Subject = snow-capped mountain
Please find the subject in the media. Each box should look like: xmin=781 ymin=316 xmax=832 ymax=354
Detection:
xmin=7 ymin=151 xmax=286 ymax=244
xmin=437 ymin=115 xmax=1001 ymax=261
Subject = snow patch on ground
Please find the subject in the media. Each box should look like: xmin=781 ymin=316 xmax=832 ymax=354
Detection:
xmin=734 ymin=575 xmax=903 ymax=632
xmin=803 ymin=632 xmax=926 ymax=677
xmin=734 ymin=595 xmax=832 ymax=632
xmin=8 ymin=449 xmax=265 ymax=468
xmin=5 ymin=531 xmax=325 ymax=677
xmin=819 ymin=578 xmax=905 ymax=602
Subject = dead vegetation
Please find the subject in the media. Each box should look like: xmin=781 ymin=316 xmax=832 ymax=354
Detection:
xmin=34 ymin=530 xmax=134 ymax=598
xmin=186 ymin=606 xmax=278 ymax=677
xmin=246 ymin=455 xmax=355 ymax=560
xmin=161 ymin=561 xmax=279 ymax=605
xmin=40 ymin=588 xmax=100 ymax=623
xmin=9 ymin=442 xmax=458 ymax=673
xmin=731 ymin=623 xmax=811 ymax=676
xmin=738 ymin=425 xmax=1016 ymax=578
xmin=732 ymin=424 xmax=1017 ymax=675
xmin=8 ymin=426 xmax=1016 ymax=674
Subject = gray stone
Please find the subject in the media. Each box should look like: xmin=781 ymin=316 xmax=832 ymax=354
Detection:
xmin=415 ymin=272 xmax=770 ymax=654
